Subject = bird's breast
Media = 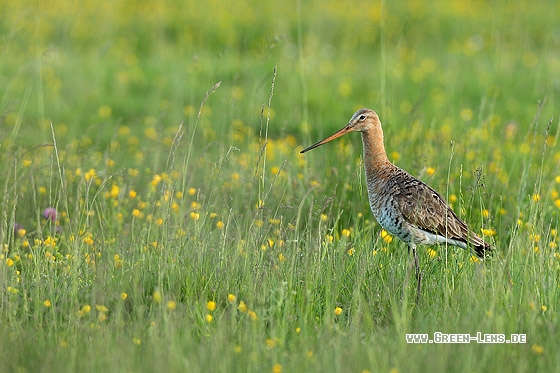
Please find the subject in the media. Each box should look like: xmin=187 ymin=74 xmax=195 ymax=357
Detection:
xmin=366 ymin=177 xmax=413 ymax=243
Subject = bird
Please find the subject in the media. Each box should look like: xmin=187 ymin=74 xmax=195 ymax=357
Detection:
xmin=300 ymin=108 xmax=491 ymax=298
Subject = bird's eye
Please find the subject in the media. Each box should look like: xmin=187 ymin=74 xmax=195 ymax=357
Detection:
xmin=359 ymin=115 xmax=366 ymax=121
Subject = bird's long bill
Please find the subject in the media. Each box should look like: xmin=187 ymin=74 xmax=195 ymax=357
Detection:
xmin=300 ymin=124 xmax=352 ymax=153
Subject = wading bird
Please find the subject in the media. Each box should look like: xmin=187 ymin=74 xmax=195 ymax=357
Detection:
xmin=300 ymin=108 xmax=491 ymax=298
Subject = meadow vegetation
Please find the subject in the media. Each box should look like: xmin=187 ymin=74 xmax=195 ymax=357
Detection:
xmin=1 ymin=0 xmax=560 ymax=372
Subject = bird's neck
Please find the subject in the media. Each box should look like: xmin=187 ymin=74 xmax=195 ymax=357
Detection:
xmin=361 ymin=126 xmax=390 ymax=175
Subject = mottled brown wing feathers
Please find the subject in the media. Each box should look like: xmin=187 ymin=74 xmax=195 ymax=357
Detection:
xmin=390 ymin=168 xmax=490 ymax=255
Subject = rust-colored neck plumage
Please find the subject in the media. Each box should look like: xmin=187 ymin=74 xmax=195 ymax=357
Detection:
xmin=360 ymin=121 xmax=391 ymax=177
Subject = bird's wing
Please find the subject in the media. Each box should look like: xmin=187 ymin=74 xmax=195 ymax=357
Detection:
xmin=390 ymin=168 xmax=472 ymax=242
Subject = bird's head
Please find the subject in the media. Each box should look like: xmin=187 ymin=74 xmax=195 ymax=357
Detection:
xmin=300 ymin=108 xmax=379 ymax=153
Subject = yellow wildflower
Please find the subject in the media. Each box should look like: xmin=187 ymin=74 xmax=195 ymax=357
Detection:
xmin=381 ymin=230 xmax=393 ymax=243
xmin=481 ymin=228 xmax=496 ymax=237
xmin=167 ymin=300 xmax=177 ymax=311
xmin=7 ymin=286 xmax=18 ymax=294
xmin=248 ymin=310 xmax=258 ymax=321
xmin=153 ymin=290 xmax=162 ymax=303
xmin=78 ymin=304 xmax=91 ymax=317
xmin=110 ymin=185 xmax=119 ymax=198
xmin=151 ymin=174 xmax=163 ymax=187
xmin=531 ymin=344 xmax=544 ymax=354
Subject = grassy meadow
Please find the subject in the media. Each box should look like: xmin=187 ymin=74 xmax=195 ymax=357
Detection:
xmin=1 ymin=0 xmax=560 ymax=371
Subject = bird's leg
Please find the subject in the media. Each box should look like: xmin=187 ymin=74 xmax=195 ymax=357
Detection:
xmin=412 ymin=244 xmax=423 ymax=301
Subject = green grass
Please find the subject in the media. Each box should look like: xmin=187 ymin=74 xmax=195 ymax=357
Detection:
xmin=1 ymin=0 xmax=560 ymax=372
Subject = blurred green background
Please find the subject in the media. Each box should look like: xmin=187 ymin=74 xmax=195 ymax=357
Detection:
xmin=1 ymin=0 xmax=558 ymax=148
